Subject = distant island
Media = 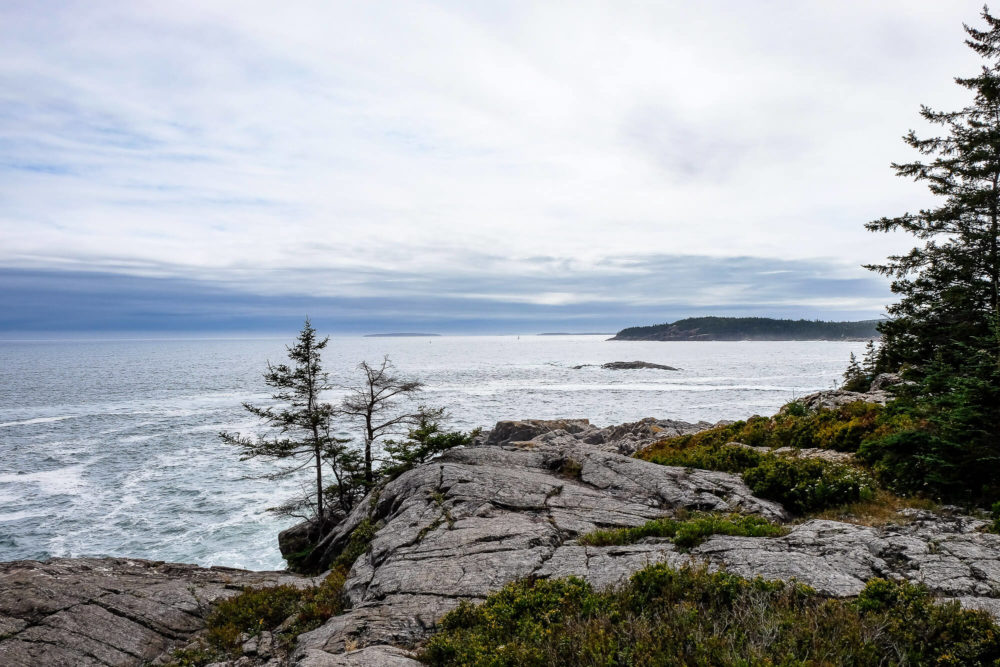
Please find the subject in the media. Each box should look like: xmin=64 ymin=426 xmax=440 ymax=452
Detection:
xmin=610 ymin=317 xmax=881 ymax=341
xmin=363 ymin=333 xmax=441 ymax=338
xmin=537 ymin=332 xmax=615 ymax=336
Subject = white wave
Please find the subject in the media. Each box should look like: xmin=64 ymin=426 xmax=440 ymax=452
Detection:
xmin=0 ymin=465 xmax=87 ymax=496
xmin=0 ymin=415 xmax=75 ymax=428
xmin=0 ymin=510 xmax=44 ymax=523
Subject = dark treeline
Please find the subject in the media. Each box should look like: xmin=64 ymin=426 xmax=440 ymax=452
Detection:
xmin=612 ymin=316 xmax=881 ymax=341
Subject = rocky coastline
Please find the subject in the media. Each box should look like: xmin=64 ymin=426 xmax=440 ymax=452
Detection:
xmin=3 ymin=391 xmax=999 ymax=666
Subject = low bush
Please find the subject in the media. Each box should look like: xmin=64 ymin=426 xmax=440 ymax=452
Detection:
xmin=164 ymin=569 xmax=348 ymax=667
xmin=741 ymin=456 xmax=876 ymax=514
xmin=578 ymin=512 xmax=786 ymax=549
xmin=644 ymin=440 xmax=763 ymax=473
xmin=639 ymin=401 xmax=893 ymax=457
xmin=644 ymin=442 xmax=877 ymax=514
xmin=420 ymin=564 xmax=1000 ymax=666
xmin=989 ymin=501 xmax=1000 ymax=534
xmin=330 ymin=517 xmax=377 ymax=571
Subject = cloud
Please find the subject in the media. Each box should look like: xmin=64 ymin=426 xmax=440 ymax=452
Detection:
xmin=0 ymin=1 xmax=983 ymax=330
xmin=0 ymin=254 xmax=890 ymax=334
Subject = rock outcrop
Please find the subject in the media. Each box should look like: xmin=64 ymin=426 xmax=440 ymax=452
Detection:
xmin=483 ymin=417 xmax=718 ymax=456
xmin=0 ymin=558 xmax=315 ymax=667
xmin=3 ymin=419 xmax=999 ymax=667
xmin=294 ymin=437 xmax=787 ymax=660
xmin=786 ymin=373 xmax=912 ymax=412
xmin=290 ymin=431 xmax=999 ymax=664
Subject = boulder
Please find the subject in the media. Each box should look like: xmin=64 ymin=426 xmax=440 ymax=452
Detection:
xmin=869 ymin=372 xmax=910 ymax=391
xmin=786 ymin=388 xmax=890 ymax=412
xmin=484 ymin=419 xmax=592 ymax=447
xmin=732 ymin=442 xmax=855 ymax=464
xmin=279 ymin=514 xmax=345 ymax=570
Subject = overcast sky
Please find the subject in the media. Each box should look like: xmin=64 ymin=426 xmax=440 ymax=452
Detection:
xmin=0 ymin=1 xmax=991 ymax=333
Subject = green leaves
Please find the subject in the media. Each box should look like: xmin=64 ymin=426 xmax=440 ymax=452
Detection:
xmin=421 ymin=564 xmax=1000 ymax=666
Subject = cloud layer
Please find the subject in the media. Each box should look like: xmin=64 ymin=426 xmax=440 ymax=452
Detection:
xmin=1 ymin=1 xmax=987 ymax=330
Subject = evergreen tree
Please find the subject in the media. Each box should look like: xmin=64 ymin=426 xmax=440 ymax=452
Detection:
xmin=857 ymin=7 xmax=1000 ymax=503
xmin=220 ymin=319 xmax=336 ymax=520
xmin=866 ymin=7 xmax=1000 ymax=372
xmin=842 ymin=352 xmax=867 ymax=392
xmin=339 ymin=356 xmax=435 ymax=486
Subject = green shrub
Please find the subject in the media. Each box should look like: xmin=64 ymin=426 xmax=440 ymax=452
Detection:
xmin=742 ymin=456 xmax=876 ymax=514
xmin=639 ymin=401 xmax=891 ymax=458
xmin=646 ymin=442 xmax=762 ymax=473
xmin=165 ymin=569 xmax=348 ymax=667
xmin=420 ymin=564 xmax=1000 ymax=666
xmin=578 ymin=512 xmax=787 ymax=549
xmin=330 ymin=518 xmax=377 ymax=571
xmin=204 ymin=585 xmax=303 ymax=653
xmin=855 ymin=578 xmax=1000 ymax=665
xmin=857 ymin=430 xmax=964 ymax=499
xmin=989 ymin=502 xmax=1000 ymax=534
xmin=645 ymin=441 xmax=876 ymax=515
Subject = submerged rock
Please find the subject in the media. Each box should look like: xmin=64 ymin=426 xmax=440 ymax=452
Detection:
xmin=573 ymin=361 xmax=679 ymax=370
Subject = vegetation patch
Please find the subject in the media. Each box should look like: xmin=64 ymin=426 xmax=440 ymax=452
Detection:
xmin=419 ymin=564 xmax=1000 ymax=666
xmin=330 ymin=517 xmax=377 ymax=571
xmin=578 ymin=512 xmax=787 ymax=550
xmin=165 ymin=569 xmax=348 ymax=666
xmin=811 ymin=489 xmax=938 ymax=527
xmin=640 ymin=401 xmax=907 ymax=456
xmin=640 ymin=440 xmax=876 ymax=514
xmin=741 ymin=455 xmax=876 ymax=514
xmin=988 ymin=502 xmax=1000 ymax=535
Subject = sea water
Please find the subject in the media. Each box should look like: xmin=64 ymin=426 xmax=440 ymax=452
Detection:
xmin=0 ymin=335 xmax=866 ymax=570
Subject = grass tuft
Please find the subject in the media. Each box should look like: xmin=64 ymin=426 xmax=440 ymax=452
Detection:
xmin=577 ymin=512 xmax=787 ymax=550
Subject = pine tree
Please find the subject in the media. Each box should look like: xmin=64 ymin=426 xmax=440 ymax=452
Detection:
xmin=220 ymin=319 xmax=336 ymax=519
xmin=842 ymin=352 xmax=867 ymax=392
xmin=866 ymin=7 xmax=1000 ymax=372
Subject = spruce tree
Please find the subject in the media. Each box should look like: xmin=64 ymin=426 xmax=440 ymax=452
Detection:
xmin=866 ymin=7 xmax=1000 ymax=372
xmin=858 ymin=7 xmax=1000 ymax=503
xmin=220 ymin=319 xmax=336 ymax=520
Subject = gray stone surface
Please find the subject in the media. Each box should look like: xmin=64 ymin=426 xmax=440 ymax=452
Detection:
xmin=693 ymin=513 xmax=1000 ymax=599
xmin=5 ymin=420 xmax=999 ymax=666
xmin=734 ymin=442 xmax=856 ymax=464
xmin=295 ymin=437 xmax=786 ymax=662
xmin=295 ymin=645 xmax=420 ymax=666
xmin=484 ymin=416 xmax=718 ymax=456
xmin=0 ymin=557 xmax=315 ymax=667
xmin=786 ymin=388 xmax=891 ymax=411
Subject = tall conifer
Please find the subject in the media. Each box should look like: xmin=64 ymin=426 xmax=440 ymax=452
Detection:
xmin=866 ymin=7 xmax=1000 ymax=371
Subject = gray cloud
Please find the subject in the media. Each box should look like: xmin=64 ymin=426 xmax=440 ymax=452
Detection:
xmin=0 ymin=1 xmax=981 ymax=329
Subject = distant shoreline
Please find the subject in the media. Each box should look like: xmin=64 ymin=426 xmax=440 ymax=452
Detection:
xmin=611 ymin=316 xmax=881 ymax=342
xmin=363 ymin=333 xmax=441 ymax=338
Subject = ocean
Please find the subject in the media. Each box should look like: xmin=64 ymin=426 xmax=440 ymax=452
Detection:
xmin=0 ymin=335 xmax=866 ymax=570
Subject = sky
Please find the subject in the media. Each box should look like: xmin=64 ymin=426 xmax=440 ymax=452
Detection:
xmin=0 ymin=1 xmax=992 ymax=334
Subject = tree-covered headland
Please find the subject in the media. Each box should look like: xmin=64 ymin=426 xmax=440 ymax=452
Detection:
xmin=612 ymin=316 xmax=881 ymax=341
